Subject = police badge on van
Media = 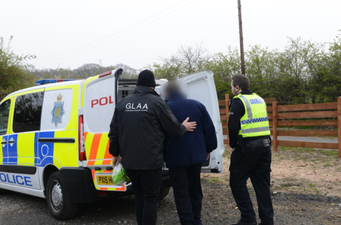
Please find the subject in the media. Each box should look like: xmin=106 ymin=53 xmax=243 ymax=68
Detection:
xmin=51 ymin=93 xmax=65 ymax=127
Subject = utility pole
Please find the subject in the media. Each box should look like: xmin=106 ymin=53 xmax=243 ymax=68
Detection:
xmin=237 ymin=0 xmax=246 ymax=75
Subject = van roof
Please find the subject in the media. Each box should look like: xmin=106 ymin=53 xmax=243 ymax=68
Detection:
xmin=2 ymin=77 xmax=168 ymax=101
xmin=4 ymin=79 xmax=84 ymax=99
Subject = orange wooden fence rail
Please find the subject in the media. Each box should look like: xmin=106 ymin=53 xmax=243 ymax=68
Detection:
xmin=219 ymin=95 xmax=341 ymax=158
xmin=219 ymin=94 xmax=229 ymax=145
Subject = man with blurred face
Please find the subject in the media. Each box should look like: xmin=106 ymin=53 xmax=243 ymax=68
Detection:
xmin=163 ymin=81 xmax=217 ymax=225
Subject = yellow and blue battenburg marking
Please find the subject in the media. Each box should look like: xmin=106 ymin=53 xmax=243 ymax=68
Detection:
xmin=0 ymin=137 xmax=3 ymax=164
xmin=35 ymin=131 xmax=55 ymax=167
xmin=1 ymin=135 xmax=19 ymax=164
xmin=1 ymin=136 xmax=9 ymax=164
xmin=1 ymin=131 xmax=55 ymax=167
xmin=7 ymin=134 xmax=18 ymax=164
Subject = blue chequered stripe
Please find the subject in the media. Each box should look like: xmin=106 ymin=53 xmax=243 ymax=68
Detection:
xmin=241 ymin=117 xmax=269 ymax=125
xmin=249 ymin=98 xmax=263 ymax=104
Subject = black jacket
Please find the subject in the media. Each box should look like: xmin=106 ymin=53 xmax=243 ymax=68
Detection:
xmin=108 ymin=86 xmax=186 ymax=170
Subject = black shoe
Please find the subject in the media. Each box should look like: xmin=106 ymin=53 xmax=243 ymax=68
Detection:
xmin=232 ymin=220 xmax=257 ymax=225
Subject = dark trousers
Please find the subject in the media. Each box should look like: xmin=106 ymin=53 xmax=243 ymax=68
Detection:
xmin=229 ymin=139 xmax=274 ymax=225
xmin=169 ymin=163 xmax=203 ymax=225
xmin=125 ymin=168 xmax=162 ymax=225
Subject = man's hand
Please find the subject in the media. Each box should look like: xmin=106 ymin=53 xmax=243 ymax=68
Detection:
xmin=206 ymin=153 xmax=210 ymax=160
xmin=182 ymin=117 xmax=197 ymax=132
xmin=112 ymin=156 xmax=122 ymax=166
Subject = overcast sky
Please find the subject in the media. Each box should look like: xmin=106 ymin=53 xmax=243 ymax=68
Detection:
xmin=1 ymin=0 xmax=340 ymax=70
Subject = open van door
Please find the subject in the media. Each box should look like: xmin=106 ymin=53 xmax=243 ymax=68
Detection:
xmin=179 ymin=70 xmax=224 ymax=173
xmin=81 ymin=69 xmax=126 ymax=191
xmin=82 ymin=69 xmax=122 ymax=138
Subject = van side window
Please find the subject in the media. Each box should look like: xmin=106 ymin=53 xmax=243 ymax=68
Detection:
xmin=13 ymin=92 xmax=44 ymax=133
xmin=0 ymin=99 xmax=11 ymax=135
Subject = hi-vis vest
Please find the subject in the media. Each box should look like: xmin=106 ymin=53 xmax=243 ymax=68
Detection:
xmin=234 ymin=93 xmax=270 ymax=138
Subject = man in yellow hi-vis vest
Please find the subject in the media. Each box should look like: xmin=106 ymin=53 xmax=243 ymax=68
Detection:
xmin=228 ymin=74 xmax=274 ymax=225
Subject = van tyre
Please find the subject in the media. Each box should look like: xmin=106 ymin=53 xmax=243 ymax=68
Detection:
xmin=46 ymin=172 xmax=78 ymax=220
xmin=159 ymin=187 xmax=170 ymax=200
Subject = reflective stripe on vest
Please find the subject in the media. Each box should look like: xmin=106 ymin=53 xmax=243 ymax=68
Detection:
xmin=235 ymin=94 xmax=270 ymax=138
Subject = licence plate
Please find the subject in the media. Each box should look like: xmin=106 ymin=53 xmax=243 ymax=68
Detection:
xmin=97 ymin=175 xmax=114 ymax=185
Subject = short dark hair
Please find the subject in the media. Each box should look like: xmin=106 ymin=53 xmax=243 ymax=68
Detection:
xmin=231 ymin=74 xmax=250 ymax=90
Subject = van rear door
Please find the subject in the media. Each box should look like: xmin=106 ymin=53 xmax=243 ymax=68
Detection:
xmin=179 ymin=70 xmax=224 ymax=173
xmin=82 ymin=69 xmax=126 ymax=191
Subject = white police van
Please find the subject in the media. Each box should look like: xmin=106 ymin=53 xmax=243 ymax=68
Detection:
xmin=0 ymin=69 xmax=224 ymax=219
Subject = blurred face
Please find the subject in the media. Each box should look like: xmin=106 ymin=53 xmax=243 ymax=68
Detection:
xmin=231 ymin=81 xmax=241 ymax=95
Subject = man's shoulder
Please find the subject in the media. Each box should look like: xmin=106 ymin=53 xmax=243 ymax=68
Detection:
xmin=230 ymin=98 xmax=243 ymax=110
xmin=180 ymin=98 xmax=203 ymax=106
xmin=146 ymin=93 xmax=164 ymax=104
xmin=169 ymin=99 xmax=206 ymax=115
xmin=169 ymin=98 xmax=200 ymax=107
xmin=141 ymin=94 xmax=167 ymax=111
xmin=117 ymin=95 xmax=132 ymax=106
xmin=231 ymin=97 xmax=241 ymax=102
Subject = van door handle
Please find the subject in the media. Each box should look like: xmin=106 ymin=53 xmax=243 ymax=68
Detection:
xmin=1 ymin=141 xmax=7 ymax=145
xmin=8 ymin=140 xmax=15 ymax=144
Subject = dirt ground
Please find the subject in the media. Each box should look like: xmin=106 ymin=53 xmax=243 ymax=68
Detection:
xmin=270 ymin=147 xmax=341 ymax=198
xmin=199 ymin=145 xmax=341 ymax=224
xmin=1 ymin=146 xmax=341 ymax=225
xmin=206 ymin=146 xmax=341 ymax=198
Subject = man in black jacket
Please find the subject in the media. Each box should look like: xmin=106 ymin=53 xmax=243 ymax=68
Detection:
xmin=108 ymin=70 xmax=196 ymax=225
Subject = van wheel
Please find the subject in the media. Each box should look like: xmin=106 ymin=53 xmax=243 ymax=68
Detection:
xmin=46 ymin=172 xmax=78 ymax=220
xmin=159 ymin=187 xmax=170 ymax=200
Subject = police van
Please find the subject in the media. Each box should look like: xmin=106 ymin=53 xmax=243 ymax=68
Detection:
xmin=0 ymin=69 xmax=224 ymax=220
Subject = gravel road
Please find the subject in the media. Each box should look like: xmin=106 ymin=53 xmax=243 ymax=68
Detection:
xmin=1 ymin=178 xmax=341 ymax=225
xmin=1 ymin=146 xmax=341 ymax=225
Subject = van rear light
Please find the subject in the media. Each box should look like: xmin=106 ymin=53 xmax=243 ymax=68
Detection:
xmin=99 ymin=71 xmax=112 ymax=78
xmin=78 ymin=115 xmax=86 ymax=161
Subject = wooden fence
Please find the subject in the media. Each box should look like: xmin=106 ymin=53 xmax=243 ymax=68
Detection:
xmin=219 ymin=95 xmax=341 ymax=158
xmin=218 ymin=94 xmax=229 ymax=145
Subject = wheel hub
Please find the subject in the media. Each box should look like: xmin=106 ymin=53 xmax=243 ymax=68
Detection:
xmin=51 ymin=182 xmax=63 ymax=210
